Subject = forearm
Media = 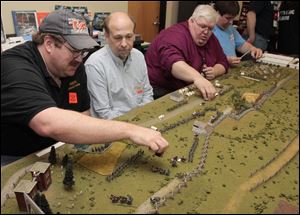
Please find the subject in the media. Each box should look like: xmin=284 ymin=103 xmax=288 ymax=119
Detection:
xmin=81 ymin=109 xmax=91 ymax=116
xmin=212 ymin=64 xmax=226 ymax=77
xmin=171 ymin=61 xmax=204 ymax=83
xmin=247 ymin=11 xmax=256 ymax=38
xmin=29 ymin=107 xmax=136 ymax=144
xmin=237 ymin=42 xmax=262 ymax=59
xmin=227 ymin=56 xmax=241 ymax=67
xmin=171 ymin=61 xmax=217 ymax=101
xmin=237 ymin=42 xmax=254 ymax=53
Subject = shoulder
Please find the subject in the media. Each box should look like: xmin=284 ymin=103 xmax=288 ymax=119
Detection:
xmin=213 ymin=25 xmax=226 ymax=36
xmin=85 ymin=46 xmax=108 ymax=65
xmin=157 ymin=22 xmax=189 ymax=41
xmin=208 ymin=33 xmax=220 ymax=43
xmin=131 ymin=48 xmax=145 ymax=58
xmin=2 ymin=42 xmax=44 ymax=80
xmin=2 ymin=41 xmax=38 ymax=63
xmin=158 ymin=22 xmax=192 ymax=49
xmin=248 ymin=1 xmax=268 ymax=12
xmin=205 ymin=34 xmax=224 ymax=50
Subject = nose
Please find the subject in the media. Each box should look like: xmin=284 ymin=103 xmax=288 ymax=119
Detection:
xmin=203 ymin=28 xmax=209 ymax=34
xmin=74 ymin=54 xmax=83 ymax=63
xmin=121 ymin=37 xmax=129 ymax=48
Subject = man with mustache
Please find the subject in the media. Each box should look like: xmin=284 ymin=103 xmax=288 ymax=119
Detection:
xmin=1 ymin=10 xmax=168 ymax=166
xmin=146 ymin=4 xmax=229 ymax=100
xmin=85 ymin=12 xmax=153 ymax=119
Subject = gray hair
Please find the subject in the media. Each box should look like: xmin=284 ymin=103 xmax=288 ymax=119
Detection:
xmin=190 ymin=4 xmax=219 ymax=24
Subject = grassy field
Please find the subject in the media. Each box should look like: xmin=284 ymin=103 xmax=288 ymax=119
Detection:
xmin=1 ymin=62 xmax=298 ymax=214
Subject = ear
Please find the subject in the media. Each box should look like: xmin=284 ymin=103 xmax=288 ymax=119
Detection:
xmin=188 ymin=18 xmax=194 ymax=28
xmin=188 ymin=18 xmax=195 ymax=26
xmin=43 ymin=36 xmax=55 ymax=53
xmin=104 ymin=31 xmax=109 ymax=39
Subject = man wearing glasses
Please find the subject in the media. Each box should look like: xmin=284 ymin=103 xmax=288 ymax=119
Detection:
xmin=146 ymin=4 xmax=229 ymax=100
xmin=1 ymin=10 xmax=168 ymax=166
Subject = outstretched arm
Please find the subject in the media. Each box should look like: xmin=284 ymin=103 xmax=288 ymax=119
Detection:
xmin=171 ymin=61 xmax=217 ymax=101
xmin=237 ymin=42 xmax=263 ymax=59
xmin=29 ymin=107 xmax=169 ymax=154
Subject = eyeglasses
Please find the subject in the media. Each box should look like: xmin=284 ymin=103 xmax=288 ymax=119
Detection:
xmin=193 ymin=19 xmax=214 ymax=32
xmin=63 ymin=43 xmax=89 ymax=59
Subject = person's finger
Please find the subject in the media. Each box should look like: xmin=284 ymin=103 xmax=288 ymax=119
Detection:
xmin=200 ymin=88 xmax=208 ymax=100
xmin=148 ymin=142 xmax=159 ymax=152
xmin=150 ymin=138 xmax=168 ymax=156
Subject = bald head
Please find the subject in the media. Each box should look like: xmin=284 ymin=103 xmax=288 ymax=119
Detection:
xmin=104 ymin=12 xmax=136 ymax=34
xmin=104 ymin=12 xmax=136 ymax=61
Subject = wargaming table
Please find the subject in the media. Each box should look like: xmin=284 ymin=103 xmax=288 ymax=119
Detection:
xmin=1 ymin=59 xmax=299 ymax=214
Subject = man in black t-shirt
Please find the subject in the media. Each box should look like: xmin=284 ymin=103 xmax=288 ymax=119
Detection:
xmin=278 ymin=1 xmax=299 ymax=56
xmin=246 ymin=1 xmax=274 ymax=51
xmin=1 ymin=10 xmax=168 ymax=166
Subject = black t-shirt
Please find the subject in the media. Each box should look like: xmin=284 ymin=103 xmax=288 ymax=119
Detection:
xmin=248 ymin=1 xmax=274 ymax=40
xmin=278 ymin=2 xmax=299 ymax=56
xmin=1 ymin=41 xmax=90 ymax=156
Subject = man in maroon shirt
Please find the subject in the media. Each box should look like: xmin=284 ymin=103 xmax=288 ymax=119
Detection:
xmin=146 ymin=5 xmax=229 ymax=100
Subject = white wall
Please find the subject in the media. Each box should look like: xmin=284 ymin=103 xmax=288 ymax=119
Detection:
xmin=1 ymin=1 xmax=128 ymax=35
xmin=1 ymin=1 xmax=179 ymax=36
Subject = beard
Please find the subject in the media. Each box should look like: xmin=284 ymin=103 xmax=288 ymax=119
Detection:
xmin=118 ymin=50 xmax=130 ymax=60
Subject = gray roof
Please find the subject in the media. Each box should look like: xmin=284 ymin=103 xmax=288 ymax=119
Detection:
xmin=29 ymin=161 xmax=51 ymax=174
xmin=13 ymin=180 xmax=37 ymax=193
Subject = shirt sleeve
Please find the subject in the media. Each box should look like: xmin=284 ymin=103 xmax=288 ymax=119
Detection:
xmin=209 ymin=34 xmax=230 ymax=73
xmin=1 ymin=59 xmax=57 ymax=126
xmin=140 ymin=57 xmax=154 ymax=105
xmin=156 ymin=31 xmax=189 ymax=73
xmin=232 ymin=27 xmax=246 ymax=48
xmin=248 ymin=1 xmax=265 ymax=14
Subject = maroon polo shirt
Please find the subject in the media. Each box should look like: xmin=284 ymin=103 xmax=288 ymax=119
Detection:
xmin=146 ymin=21 xmax=229 ymax=91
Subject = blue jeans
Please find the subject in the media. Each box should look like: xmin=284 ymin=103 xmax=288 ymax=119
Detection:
xmin=243 ymin=33 xmax=269 ymax=52
xmin=253 ymin=33 xmax=269 ymax=51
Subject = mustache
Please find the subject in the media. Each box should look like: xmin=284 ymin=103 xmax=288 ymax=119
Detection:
xmin=69 ymin=59 xmax=81 ymax=67
xmin=119 ymin=48 xmax=130 ymax=52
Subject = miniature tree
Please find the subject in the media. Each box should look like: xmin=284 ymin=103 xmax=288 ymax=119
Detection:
xmin=34 ymin=192 xmax=53 ymax=214
xmin=48 ymin=146 xmax=57 ymax=165
xmin=231 ymin=90 xmax=248 ymax=112
xmin=34 ymin=192 xmax=42 ymax=207
xmin=63 ymin=162 xmax=74 ymax=190
xmin=40 ymin=194 xmax=53 ymax=214
xmin=62 ymin=154 xmax=69 ymax=167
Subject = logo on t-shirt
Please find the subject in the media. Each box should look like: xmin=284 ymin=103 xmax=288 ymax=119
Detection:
xmin=68 ymin=80 xmax=81 ymax=90
xmin=69 ymin=92 xmax=78 ymax=104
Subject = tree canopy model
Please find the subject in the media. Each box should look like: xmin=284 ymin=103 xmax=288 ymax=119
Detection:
xmin=48 ymin=146 xmax=57 ymax=165
xmin=63 ymin=162 xmax=75 ymax=190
